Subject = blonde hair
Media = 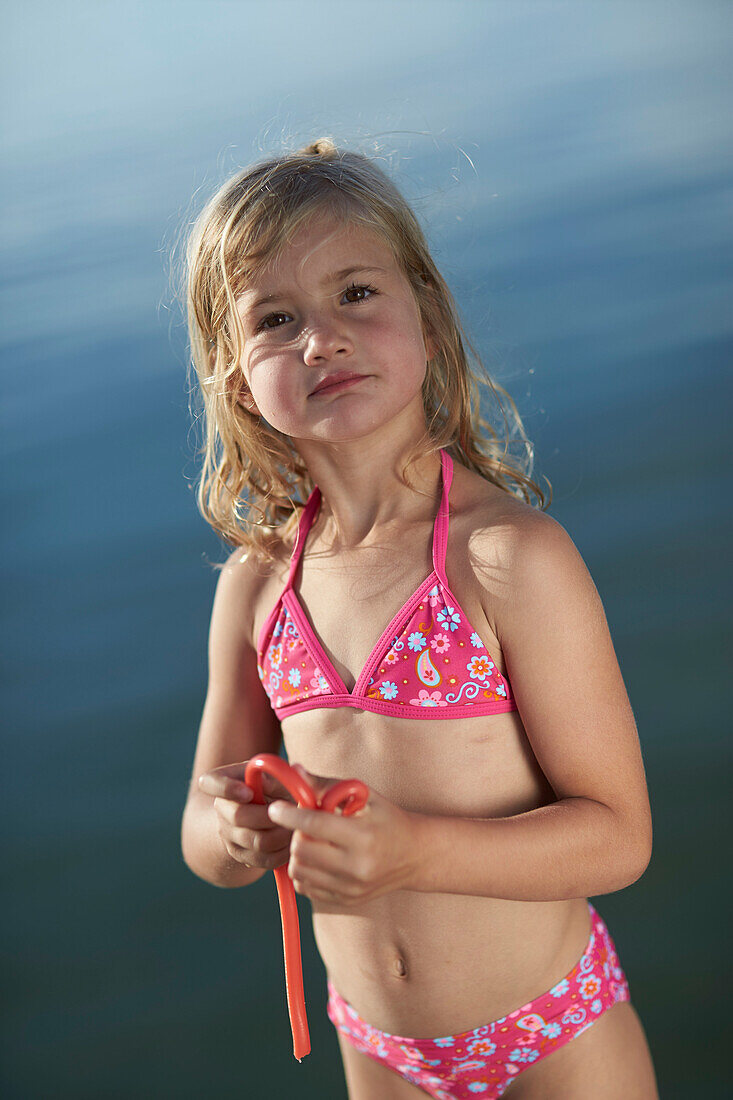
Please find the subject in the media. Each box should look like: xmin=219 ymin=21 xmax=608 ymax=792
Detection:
xmin=179 ymin=136 xmax=551 ymax=568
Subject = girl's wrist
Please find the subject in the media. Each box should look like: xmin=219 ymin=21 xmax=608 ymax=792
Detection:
xmin=403 ymin=810 xmax=436 ymax=893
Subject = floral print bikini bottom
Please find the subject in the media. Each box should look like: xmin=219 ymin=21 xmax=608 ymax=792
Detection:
xmin=327 ymin=901 xmax=630 ymax=1099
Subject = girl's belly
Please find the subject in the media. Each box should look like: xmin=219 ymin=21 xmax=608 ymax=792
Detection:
xmin=312 ymin=891 xmax=593 ymax=1037
xmin=282 ymin=705 xmax=591 ymax=1037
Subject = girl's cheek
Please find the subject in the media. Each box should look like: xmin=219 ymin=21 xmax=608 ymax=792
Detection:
xmin=255 ymin=383 xmax=306 ymax=434
xmin=248 ymin=373 xmax=283 ymax=416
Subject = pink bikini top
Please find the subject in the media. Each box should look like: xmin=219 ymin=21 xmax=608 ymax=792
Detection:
xmin=256 ymin=448 xmax=517 ymax=721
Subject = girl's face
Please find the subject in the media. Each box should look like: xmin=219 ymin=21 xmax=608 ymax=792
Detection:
xmin=233 ymin=213 xmax=435 ymax=443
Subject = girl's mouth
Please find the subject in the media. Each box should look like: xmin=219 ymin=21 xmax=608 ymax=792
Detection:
xmin=310 ymin=373 xmax=368 ymax=396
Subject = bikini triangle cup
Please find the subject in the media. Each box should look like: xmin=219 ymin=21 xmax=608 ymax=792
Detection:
xmin=256 ymin=448 xmax=516 ymax=720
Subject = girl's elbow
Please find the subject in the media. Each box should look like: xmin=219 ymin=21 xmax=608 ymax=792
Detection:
xmin=623 ymin=801 xmax=653 ymax=885
xmin=627 ymin=828 xmax=653 ymax=886
xmin=611 ymin=810 xmax=652 ymax=890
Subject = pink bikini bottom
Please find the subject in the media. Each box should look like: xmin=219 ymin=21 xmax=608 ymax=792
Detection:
xmin=327 ymin=901 xmax=630 ymax=1099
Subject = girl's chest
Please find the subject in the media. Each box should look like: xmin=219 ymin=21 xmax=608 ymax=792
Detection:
xmin=290 ymin=537 xmax=509 ymax=695
xmin=270 ymin=531 xmax=552 ymax=822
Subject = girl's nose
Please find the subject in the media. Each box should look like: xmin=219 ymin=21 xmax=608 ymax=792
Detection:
xmin=302 ymin=315 xmax=354 ymax=363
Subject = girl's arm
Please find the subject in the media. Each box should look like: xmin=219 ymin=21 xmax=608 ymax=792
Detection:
xmin=181 ymin=547 xmax=283 ymax=889
xmin=411 ymin=511 xmax=653 ymax=900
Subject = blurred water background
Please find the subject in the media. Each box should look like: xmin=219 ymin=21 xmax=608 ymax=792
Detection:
xmin=2 ymin=1 xmax=731 ymax=1096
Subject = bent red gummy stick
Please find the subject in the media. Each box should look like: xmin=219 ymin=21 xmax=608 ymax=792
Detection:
xmin=244 ymin=753 xmax=369 ymax=1060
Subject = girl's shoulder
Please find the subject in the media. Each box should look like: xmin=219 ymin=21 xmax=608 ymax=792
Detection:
xmin=453 ymin=467 xmax=605 ymax=685
xmin=451 ymin=460 xmax=559 ymax=557
xmin=450 ymin=462 xmax=570 ymax=632
xmin=216 ymin=534 xmax=291 ymax=636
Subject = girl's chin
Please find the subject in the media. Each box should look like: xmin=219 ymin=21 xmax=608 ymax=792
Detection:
xmin=266 ymin=387 xmax=423 ymax=439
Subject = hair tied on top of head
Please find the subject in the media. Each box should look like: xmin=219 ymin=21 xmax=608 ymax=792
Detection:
xmin=297 ymin=137 xmax=338 ymax=158
xmin=179 ymin=136 xmax=552 ymax=573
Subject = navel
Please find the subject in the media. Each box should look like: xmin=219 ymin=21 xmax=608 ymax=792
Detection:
xmin=393 ymin=955 xmax=408 ymax=979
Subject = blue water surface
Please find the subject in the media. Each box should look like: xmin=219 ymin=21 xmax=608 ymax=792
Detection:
xmin=2 ymin=2 xmax=731 ymax=1097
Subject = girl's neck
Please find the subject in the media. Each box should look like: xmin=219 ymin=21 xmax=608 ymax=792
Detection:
xmin=296 ymin=438 xmax=443 ymax=551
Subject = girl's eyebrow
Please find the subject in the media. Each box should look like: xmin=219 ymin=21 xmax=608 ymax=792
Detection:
xmin=240 ymin=265 xmax=388 ymax=315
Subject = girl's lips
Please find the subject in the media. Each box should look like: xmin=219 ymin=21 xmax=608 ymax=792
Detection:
xmin=310 ymin=374 xmax=367 ymax=396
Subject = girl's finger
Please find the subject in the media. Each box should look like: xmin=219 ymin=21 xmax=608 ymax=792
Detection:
xmin=234 ymin=824 xmax=293 ymax=855
xmin=214 ymin=798 xmax=291 ymax=834
xmin=289 ymin=862 xmax=353 ymax=903
xmin=198 ymin=773 xmax=252 ymax=801
xmin=290 ymin=832 xmax=350 ymax=876
xmin=198 ymin=763 xmax=297 ymax=804
xmin=268 ymin=801 xmax=349 ymax=844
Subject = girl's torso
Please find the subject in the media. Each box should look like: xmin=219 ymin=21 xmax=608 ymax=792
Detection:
xmin=250 ymin=455 xmax=592 ymax=1037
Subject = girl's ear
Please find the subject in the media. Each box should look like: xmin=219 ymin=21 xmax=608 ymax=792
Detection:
xmin=236 ymin=387 xmax=261 ymax=416
xmin=227 ymin=362 xmax=260 ymax=415
xmin=209 ymin=340 xmax=260 ymax=414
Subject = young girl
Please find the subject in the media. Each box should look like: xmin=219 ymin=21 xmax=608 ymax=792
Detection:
xmin=180 ymin=137 xmax=658 ymax=1098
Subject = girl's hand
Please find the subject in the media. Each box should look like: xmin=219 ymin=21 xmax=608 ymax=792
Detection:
xmin=267 ymin=764 xmax=421 ymax=906
xmin=197 ymin=761 xmax=296 ymax=871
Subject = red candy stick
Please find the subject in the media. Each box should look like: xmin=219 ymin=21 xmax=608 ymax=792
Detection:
xmin=244 ymin=753 xmax=369 ymax=1061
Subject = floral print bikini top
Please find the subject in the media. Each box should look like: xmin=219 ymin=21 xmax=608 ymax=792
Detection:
xmin=256 ymin=448 xmax=517 ymax=721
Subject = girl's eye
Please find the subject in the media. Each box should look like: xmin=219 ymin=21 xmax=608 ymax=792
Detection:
xmin=343 ymin=281 xmax=378 ymax=304
xmin=255 ymin=282 xmax=378 ymax=332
